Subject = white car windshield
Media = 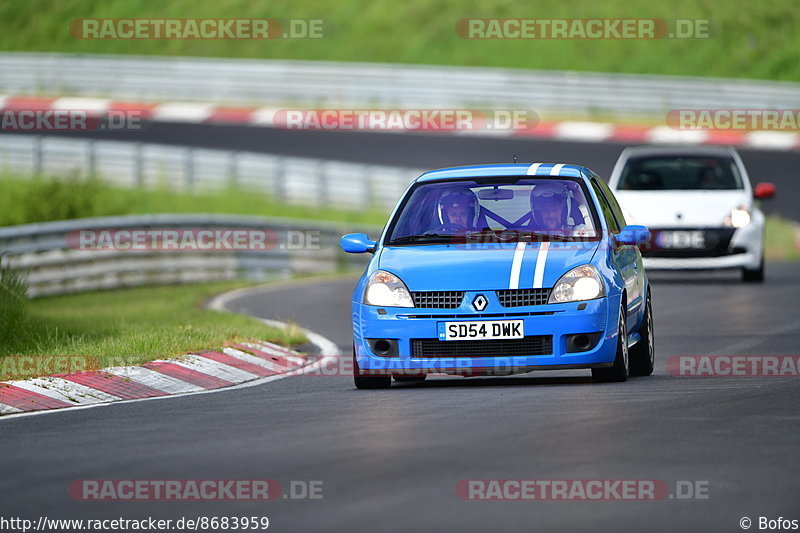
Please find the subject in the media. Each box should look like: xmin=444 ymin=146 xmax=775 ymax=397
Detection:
xmin=618 ymin=156 xmax=744 ymax=191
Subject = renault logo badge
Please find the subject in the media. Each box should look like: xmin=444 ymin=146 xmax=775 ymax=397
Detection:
xmin=472 ymin=294 xmax=488 ymax=311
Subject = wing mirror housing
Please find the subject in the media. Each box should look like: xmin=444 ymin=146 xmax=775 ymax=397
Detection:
xmin=340 ymin=233 xmax=377 ymax=254
xmin=616 ymin=225 xmax=651 ymax=246
xmin=753 ymin=182 xmax=776 ymax=199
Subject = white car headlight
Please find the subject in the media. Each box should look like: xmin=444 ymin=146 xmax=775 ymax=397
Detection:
xmin=364 ymin=270 xmax=414 ymax=307
xmin=548 ymin=264 xmax=605 ymax=303
xmin=723 ymin=205 xmax=751 ymax=228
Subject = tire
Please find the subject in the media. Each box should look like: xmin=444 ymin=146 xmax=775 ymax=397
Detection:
xmin=592 ymin=302 xmax=630 ymax=383
xmin=742 ymin=254 xmax=765 ymax=283
xmin=393 ymin=374 xmax=427 ymax=383
xmin=629 ymin=293 xmax=654 ymax=377
xmin=353 ymin=348 xmax=391 ymax=389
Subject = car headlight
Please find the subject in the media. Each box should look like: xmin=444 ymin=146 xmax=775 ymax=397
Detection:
xmin=723 ymin=205 xmax=751 ymax=228
xmin=548 ymin=265 xmax=605 ymax=303
xmin=364 ymin=270 xmax=414 ymax=307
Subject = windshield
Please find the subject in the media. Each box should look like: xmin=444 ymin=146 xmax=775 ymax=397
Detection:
xmin=386 ymin=178 xmax=600 ymax=245
xmin=618 ymin=155 xmax=744 ymax=191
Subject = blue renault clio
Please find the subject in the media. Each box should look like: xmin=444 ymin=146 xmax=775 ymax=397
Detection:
xmin=341 ymin=163 xmax=654 ymax=388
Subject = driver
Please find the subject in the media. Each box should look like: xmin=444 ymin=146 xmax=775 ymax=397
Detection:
xmin=433 ymin=188 xmax=480 ymax=232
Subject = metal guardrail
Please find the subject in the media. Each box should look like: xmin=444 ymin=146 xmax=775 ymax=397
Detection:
xmin=1 ymin=52 xmax=799 ymax=117
xmin=0 ymin=135 xmax=420 ymax=211
xmin=0 ymin=214 xmax=378 ymax=297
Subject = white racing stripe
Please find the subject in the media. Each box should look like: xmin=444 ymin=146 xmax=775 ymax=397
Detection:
xmin=745 ymin=131 xmax=799 ymax=150
xmin=550 ymin=163 xmax=565 ymax=175
xmin=152 ymin=102 xmax=214 ymax=123
xmin=242 ymin=341 xmax=305 ymax=366
xmin=0 ymin=403 xmax=23 ymax=415
xmin=509 ymin=241 xmax=527 ymax=289
xmin=553 ymin=121 xmax=613 ymax=141
xmin=52 ymin=97 xmax=111 ymax=113
xmin=221 ymin=347 xmax=287 ymax=372
xmin=169 ymin=354 xmax=260 ymax=383
xmin=249 ymin=107 xmax=279 ymax=126
xmin=8 ymin=378 xmax=120 ymax=405
xmin=103 ymin=366 xmax=204 ymax=394
xmin=526 ymin=163 xmax=542 ymax=175
xmin=533 ymin=241 xmax=550 ymax=288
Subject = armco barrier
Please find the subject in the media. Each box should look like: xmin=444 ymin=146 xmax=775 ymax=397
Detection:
xmin=1 ymin=52 xmax=799 ymax=117
xmin=0 ymin=214 xmax=378 ymax=297
xmin=0 ymin=135 xmax=421 ymax=211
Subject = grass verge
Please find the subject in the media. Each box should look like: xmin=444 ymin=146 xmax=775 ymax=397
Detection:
xmin=0 ymin=174 xmax=388 ymax=227
xmin=1 ymin=0 xmax=798 ymax=81
xmin=0 ymin=280 xmax=308 ymax=381
xmin=765 ymin=215 xmax=800 ymax=261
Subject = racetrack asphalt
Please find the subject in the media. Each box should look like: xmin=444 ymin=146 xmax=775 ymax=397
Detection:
xmin=2 ymin=126 xmax=798 ymax=531
xmin=2 ymin=263 xmax=798 ymax=532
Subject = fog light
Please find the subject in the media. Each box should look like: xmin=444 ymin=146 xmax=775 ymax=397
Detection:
xmin=566 ymin=332 xmax=602 ymax=353
xmin=366 ymin=338 xmax=399 ymax=357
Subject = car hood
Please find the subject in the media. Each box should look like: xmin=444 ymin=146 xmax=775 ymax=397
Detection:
xmin=377 ymin=241 xmax=600 ymax=291
xmin=613 ymin=190 xmax=750 ymax=227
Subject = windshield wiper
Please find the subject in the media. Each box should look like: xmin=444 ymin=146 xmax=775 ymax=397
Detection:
xmin=390 ymin=233 xmax=454 ymax=245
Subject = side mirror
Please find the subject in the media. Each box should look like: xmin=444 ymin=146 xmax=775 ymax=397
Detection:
xmin=754 ymin=182 xmax=776 ymax=199
xmin=340 ymin=233 xmax=376 ymax=254
xmin=616 ymin=225 xmax=650 ymax=246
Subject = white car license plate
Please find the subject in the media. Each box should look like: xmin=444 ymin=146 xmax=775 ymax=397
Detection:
xmin=439 ymin=320 xmax=524 ymax=341
xmin=657 ymin=230 xmax=706 ymax=249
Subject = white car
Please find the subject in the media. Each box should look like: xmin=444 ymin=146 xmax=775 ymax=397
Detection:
xmin=609 ymin=146 xmax=776 ymax=282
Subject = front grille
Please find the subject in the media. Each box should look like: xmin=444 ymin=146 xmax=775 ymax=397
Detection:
xmin=496 ymin=288 xmax=551 ymax=307
xmin=411 ymin=336 xmax=553 ymax=358
xmin=411 ymin=291 xmax=465 ymax=309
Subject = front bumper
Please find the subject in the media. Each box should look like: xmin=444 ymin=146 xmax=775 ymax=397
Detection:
xmin=353 ymin=295 xmax=620 ymax=375
xmin=641 ymin=223 xmax=763 ymax=270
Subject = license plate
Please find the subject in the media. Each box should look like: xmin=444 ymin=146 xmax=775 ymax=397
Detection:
xmin=439 ymin=320 xmax=524 ymax=341
xmin=657 ymin=230 xmax=706 ymax=249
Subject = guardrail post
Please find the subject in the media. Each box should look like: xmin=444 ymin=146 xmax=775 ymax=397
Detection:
xmin=274 ymin=156 xmax=286 ymax=202
xmin=33 ymin=136 xmax=43 ymax=176
xmin=228 ymin=151 xmax=238 ymax=188
xmin=318 ymin=161 xmax=329 ymax=206
xmin=363 ymin=166 xmax=375 ymax=207
xmin=185 ymin=147 xmax=195 ymax=191
xmin=87 ymin=140 xmax=96 ymax=178
xmin=133 ymin=142 xmax=144 ymax=187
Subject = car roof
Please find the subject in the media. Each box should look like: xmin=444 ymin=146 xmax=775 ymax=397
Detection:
xmin=619 ymin=145 xmax=738 ymax=158
xmin=416 ymin=163 xmax=594 ymax=182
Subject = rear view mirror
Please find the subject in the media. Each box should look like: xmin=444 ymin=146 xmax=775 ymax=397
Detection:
xmin=753 ymin=182 xmax=776 ymax=199
xmin=478 ymin=188 xmax=514 ymax=200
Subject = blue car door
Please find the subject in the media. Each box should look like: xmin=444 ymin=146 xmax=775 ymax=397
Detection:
xmin=591 ymin=177 xmax=641 ymax=330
